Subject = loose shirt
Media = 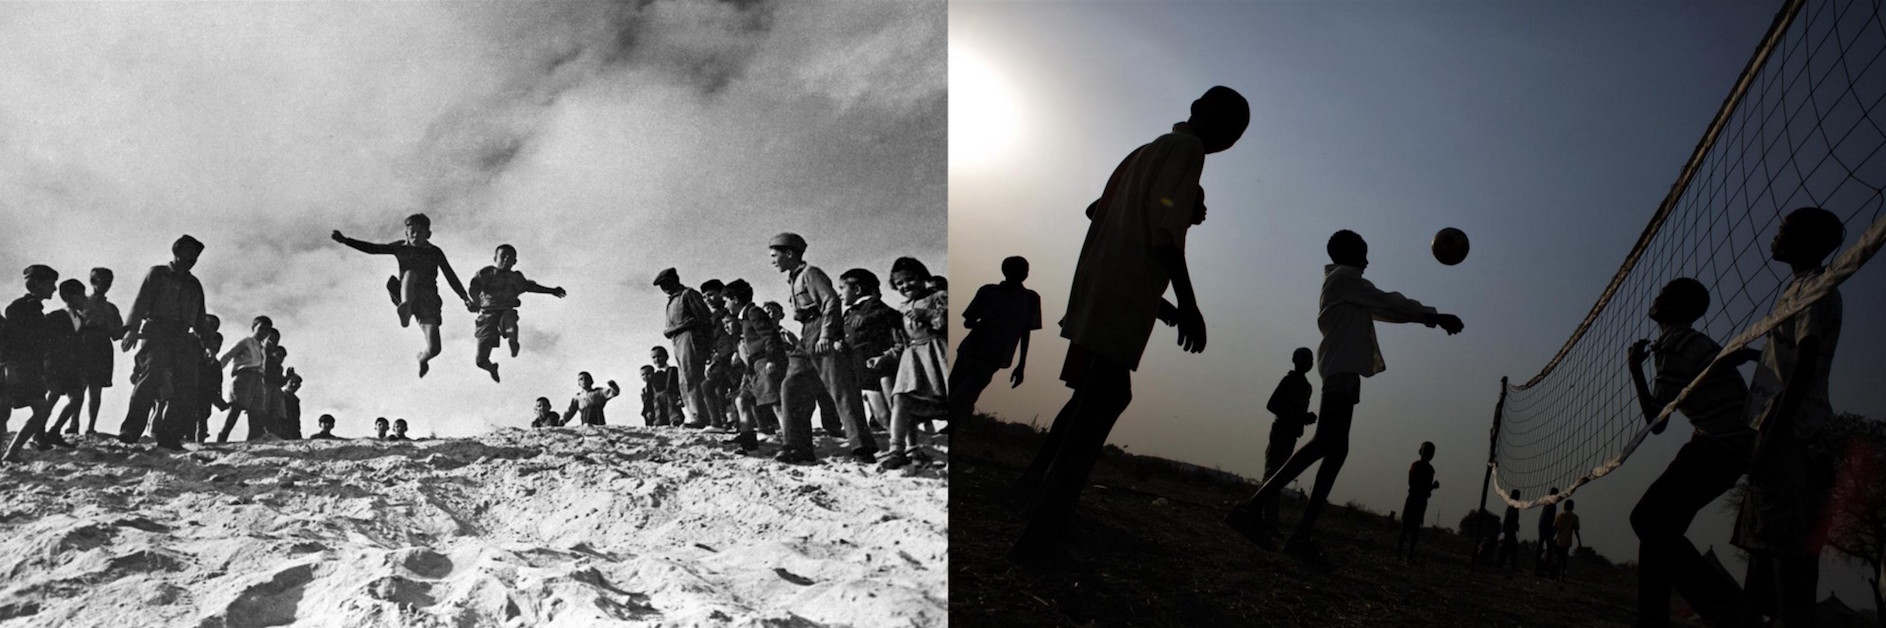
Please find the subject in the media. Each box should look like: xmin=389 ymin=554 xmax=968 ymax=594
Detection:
xmin=1316 ymin=264 xmax=1438 ymax=380
xmin=1061 ymin=124 xmax=1204 ymax=370
xmin=1651 ymin=326 xmax=1752 ymax=437
xmin=1745 ymin=268 xmax=1842 ymax=437
xmin=959 ymin=282 xmax=1043 ymax=368
xmin=125 ymin=264 xmax=205 ymax=332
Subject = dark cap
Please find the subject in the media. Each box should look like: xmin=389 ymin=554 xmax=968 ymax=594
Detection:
xmin=769 ymin=232 xmax=807 ymax=253
xmin=653 ymin=267 xmax=679 ymax=286
xmin=23 ymin=265 xmax=56 ymax=282
xmin=173 ymin=235 xmax=205 ymax=254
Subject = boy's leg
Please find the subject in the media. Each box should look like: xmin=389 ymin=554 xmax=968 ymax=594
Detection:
xmin=418 ymin=323 xmax=442 ymax=377
xmin=1630 ymin=436 xmax=1749 ymax=627
xmin=778 ymin=356 xmax=822 ymax=458
xmin=1 ymin=398 xmax=54 ymax=462
xmin=1009 ymin=352 xmax=1132 ymax=558
xmin=1230 ymin=387 xmax=1352 ymax=520
xmin=387 ymin=275 xmax=410 ymax=327
xmin=814 ymin=351 xmax=875 ymax=455
xmin=946 ymin=355 xmax=1000 ymax=424
xmin=1015 ymin=394 xmax=1080 ymax=495
xmin=1260 ymin=427 xmax=1295 ymax=527
xmin=504 ymin=310 xmax=520 ymax=357
xmin=83 ymin=385 xmax=103 ymax=433
xmin=46 ymin=391 xmax=81 ymax=437
xmin=217 ymin=406 xmax=244 ymax=443
xmin=1284 ymin=395 xmax=1355 ymax=546
xmin=475 ymin=344 xmax=499 ymax=382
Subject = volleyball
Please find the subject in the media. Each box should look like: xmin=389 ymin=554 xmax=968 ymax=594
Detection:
xmin=1432 ymin=227 xmax=1470 ymax=266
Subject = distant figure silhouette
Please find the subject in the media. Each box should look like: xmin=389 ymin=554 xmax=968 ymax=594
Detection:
xmin=1736 ymin=207 xmax=1846 ymax=627
xmin=77 ymin=267 xmax=125 ymax=436
xmin=1534 ymin=486 xmax=1559 ymax=576
xmin=1008 ymin=86 xmax=1249 ymax=568
xmin=41 ymin=279 xmax=90 ymax=444
xmin=332 ymin=213 xmax=472 ymax=378
xmin=114 ymin=236 xmax=208 ymax=451
xmin=1497 ymin=489 xmax=1522 ymax=571
xmin=1552 ymin=499 xmax=1581 ymax=581
xmin=1627 ymin=278 xmax=1757 ymax=626
xmin=468 ymin=244 xmax=566 ymax=383
xmin=950 ymin=256 xmax=1042 ymax=425
xmin=1225 ymin=230 xmax=1463 ymax=561
xmin=1395 ymin=442 xmax=1440 ymax=564
xmin=1255 ymin=347 xmax=1316 ymax=538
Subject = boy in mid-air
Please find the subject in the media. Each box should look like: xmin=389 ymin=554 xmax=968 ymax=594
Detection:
xmin=1226 ymin=229 xmax=1462 ymax=560
xmin=332 ymin=213 xmax=472 ymax=378
xmin=1626 ymin=278 xmax=1758 ymax=626
xmin=1008 ymin=87 xmax=1249 ymax=566
xmin=1736 ymin=206 xmax=1846 ymax=626
xmin=467 ymin=244 xmax=566 ymax=382
xmin=1395 ymin=442 xmax=1440 ymax=564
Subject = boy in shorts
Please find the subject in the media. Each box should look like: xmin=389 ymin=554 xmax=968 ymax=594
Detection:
xmin=333 ymin=213 xmax=472 ymax=378
xmin=467 ymin=244 xmax=566 ymax=382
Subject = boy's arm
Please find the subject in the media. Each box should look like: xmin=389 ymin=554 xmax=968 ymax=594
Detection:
xmin=1626 ymin=340 xmax=1667 ymax=433
xmin=120 ymin=267 xmax=162 ymax=351
xmin=1264 ymin=376 xmax=1292 ymax=417
xmin=1346 ymin=276 xmax=1463 ymax=334
xmin=467 ymin=272 xmax=485 ymax=305
xmin=1154 ymin=245 xmax=1206 ymax=353
xmin=604 ymin=380 xmax=621 ymax=399
xmin=807 ymin=268 xmax=845 ymax=354
xmin=437 ymin=250 xmax=471 ymax=304
xmin=1010 ymin=330 xmax=1030 ymax=388
xmin=522 ymin=279 xmax=566 ymax=298
xmin=331 ymin=232 xmax=399 ymax=255
xmin=563 ymin=397 xmax=579 ymax=425
xmin=961 ymin=287 xmax=988 ymax=328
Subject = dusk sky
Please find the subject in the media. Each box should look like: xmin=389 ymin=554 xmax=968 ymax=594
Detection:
xmin=0 ymin=2 xmax=944 ymax=438
xmin=950 ymin=0 xmax=1886 ymax=603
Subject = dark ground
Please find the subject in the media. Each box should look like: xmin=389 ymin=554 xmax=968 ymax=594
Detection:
xmin=950 ymin=413 xmax=1662 ymax=628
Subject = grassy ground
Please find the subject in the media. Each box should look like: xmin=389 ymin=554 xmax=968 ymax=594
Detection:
xmin=950 ymin=413 xmax=1651 ymax=627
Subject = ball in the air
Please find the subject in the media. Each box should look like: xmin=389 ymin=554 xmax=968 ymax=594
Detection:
xmin=1432 ymin=228 xmax=1469 ymax=265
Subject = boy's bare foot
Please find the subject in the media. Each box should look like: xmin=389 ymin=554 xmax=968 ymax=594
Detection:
xmin=418 ymin=355 xmax=431 ymax=378
xmin=481 ymin=362 xmax=501 ymax=383
xmin=509 ymin=337 xmax=520 ymax=358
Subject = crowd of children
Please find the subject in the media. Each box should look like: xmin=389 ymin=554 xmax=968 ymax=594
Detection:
xmin=0 ymin=218 xmax=946 ymax=475
xmin=523 ymin=232 xmax=951 ymax=471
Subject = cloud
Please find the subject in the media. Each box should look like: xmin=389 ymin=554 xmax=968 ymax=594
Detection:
xmin=0 ymin=0 xmax=945 ymax=437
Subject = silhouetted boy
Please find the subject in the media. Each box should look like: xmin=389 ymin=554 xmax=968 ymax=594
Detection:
xmin=1736 ymin=206 xmax=1847 ymax=626
xmin=1627 ymin=278 xmax=1757 ymax=626
xmin=1552 ymin=500 xmax=1581 ymax=581
xmin=1255 ymin=347 xmax=1316 ymax=535
xmin=78 ymin=267 xmax=124 ymax=435
xmin=2 ymin=266 xmax=61 ymax=461
xmin=332 ymin=213 xmax=471 ymax=378
xmin=1226 ymin=229 xmax=1463 ymax=560
xmin=1008 ymin=86 xmax=1248 ymax=566
xmin=950 ymin=256 xmax=1042 ymax=424
xmin=1395 ymin=442 xmax=1439 ymax=564
xmin=42 ymin=279 xmax=89 ymax=444
xmin=1498 ymin=490 xmax=1522 ymax=571
xmin=117 ymin=236 xmax=208 ymax=449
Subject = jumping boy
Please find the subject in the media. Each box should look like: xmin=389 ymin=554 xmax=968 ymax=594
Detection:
xmin=2 ymin=265 xmax=61 ymax=461
xmin=332 ymin=213 xmax=472 ymax=378
xmin=1735 ymin=206 xmax=1847 ymax=627
xmin=1225 ymin=229 xmax=1463 ymax=560
xmin=1253 ymin=347 xmax=1317 ymax=537
xmin=1395 ymin=442 xmax=1440 ymax=564
xmin=1626 ymin=277 xmax=1758 ymax=626
xmin=950 ymin=256 xmax=1042 ymax=424
xmin=78 ymin=267 xmax=124 ymax=435
xmin=1008 ymin=86 xmax=1249 ymax=566
xmin=466 ymin=244 xmax=566 ymax=382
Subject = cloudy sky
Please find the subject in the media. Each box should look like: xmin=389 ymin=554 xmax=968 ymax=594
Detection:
xmin=951 ymin=0 xmax=1884 ymax=603
xmin=0 ymin=1 xmax=944 ymax=437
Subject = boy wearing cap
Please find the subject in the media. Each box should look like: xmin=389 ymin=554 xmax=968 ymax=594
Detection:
xmin=467 ymin=244 xmax=566 ymax=382
xmin=332 ymin=214 xmax=472 ymax=378
xmin=2 ymin=265 xmax=63 ymax=460
xmin=77 ymin=268 xmax=124 ymax=435
xmin=655 ymin=268 xmax=714 ymax=428
xmin=770 ymin=232 xmax=878 ymax=464
xmin=1010 ymin=86 xmax=1251 ymax=565
xmin=118 ymin=236 xmax=208 ymax=449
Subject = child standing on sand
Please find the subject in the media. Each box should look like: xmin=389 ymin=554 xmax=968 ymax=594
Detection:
xmin=77 ymin=268 xmax=124 ymax=436
xmin=332 ymin=213 xmax=472 ymax=378
xmin=878 ymin=258 xmax=948 ymax=470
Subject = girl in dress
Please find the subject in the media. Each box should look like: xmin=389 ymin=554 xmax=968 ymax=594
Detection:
xmin=875 ymin=257 xmax=948 ymax=470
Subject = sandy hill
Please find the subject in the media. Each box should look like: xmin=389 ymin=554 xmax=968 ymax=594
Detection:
xmin=0 ymin=426 xmax=947 ymax=627
xmin=953 ymin=414 xmax=1648 ymax=627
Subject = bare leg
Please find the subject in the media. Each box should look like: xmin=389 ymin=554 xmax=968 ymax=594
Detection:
xmin=47 ymin=392 xmax=83 ymax=436
xmin=418 ymin=322 xmax=442 ymax=378
xmin=863 ymin=390 xmax=891 ymax=432
xmin=1 ymin=399 xmax=55 ymax=462
xmin=84 ymin=385 xmax=103 ymax=434
xmin=217 ymin=406 xmax=245 ymax=443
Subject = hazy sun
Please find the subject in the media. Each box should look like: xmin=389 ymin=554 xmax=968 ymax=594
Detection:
xmin=949 ymin=46 xmax=1020 ymax=170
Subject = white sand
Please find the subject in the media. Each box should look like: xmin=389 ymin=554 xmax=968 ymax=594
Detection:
xmin=0 ymin=427 xmax=946 ymax=627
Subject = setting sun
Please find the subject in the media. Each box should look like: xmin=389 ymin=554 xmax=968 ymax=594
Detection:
xmin=948 ymin=45 xmax=1021 ymax=169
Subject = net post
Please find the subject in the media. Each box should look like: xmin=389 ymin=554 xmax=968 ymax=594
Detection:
xmin=1473 ymin=376 xmax=1509 ymax=571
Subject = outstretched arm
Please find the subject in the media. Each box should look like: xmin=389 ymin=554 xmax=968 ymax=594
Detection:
xmin=331 ymin=232 xmax=399 ymax=255
xmin=523 ymin=280 xmax=566 ymax=298
xmin=604 ymin=380 xmax=621 ymax=399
